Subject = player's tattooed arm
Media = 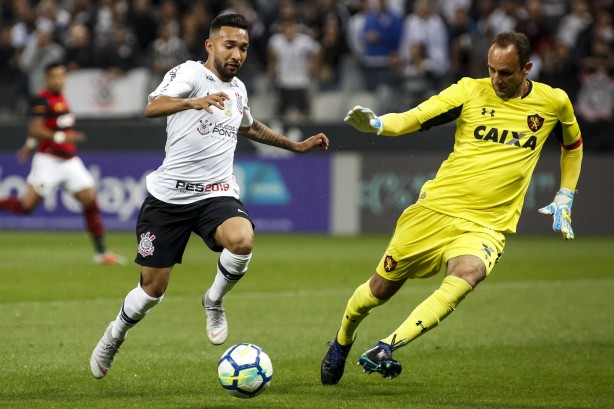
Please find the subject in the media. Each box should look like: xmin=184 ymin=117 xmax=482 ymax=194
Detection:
xmin=239 ymin=120 xmax=329 ymax=153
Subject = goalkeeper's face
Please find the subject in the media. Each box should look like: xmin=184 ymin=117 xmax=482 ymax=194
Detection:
xmin=205 ymin=26 xmax=249 ymax=82
xmin=487 ymin=44 xmax=532 ymax=99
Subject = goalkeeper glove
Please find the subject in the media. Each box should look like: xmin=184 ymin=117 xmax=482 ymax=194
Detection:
xmin=344 ymin=105 xmax=384 ymax=134
xmin=538 ymin=188 xmax=575 ymax=240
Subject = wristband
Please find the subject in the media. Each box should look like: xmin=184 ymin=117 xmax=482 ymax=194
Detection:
xmin=25 ymin=137 xmax=37 ymax=149
xmin=53 ymin=131 xmax=66 ymax=144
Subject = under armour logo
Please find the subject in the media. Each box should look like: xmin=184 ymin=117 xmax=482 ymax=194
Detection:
xmin=416 ymin=320 xmax=428 ymax=333
xmin=482 ymin=108 xmax=495 ymax=117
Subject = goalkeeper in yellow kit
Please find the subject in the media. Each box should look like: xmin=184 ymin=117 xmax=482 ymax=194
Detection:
xmin=321 ymin=32 xmax=583 ymax=384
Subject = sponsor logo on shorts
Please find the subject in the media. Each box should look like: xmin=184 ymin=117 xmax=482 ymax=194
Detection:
xmin=384 ymin=255 xmax=397 ymax=272
xmin=138 ymin=232 xmax=156 ymax=257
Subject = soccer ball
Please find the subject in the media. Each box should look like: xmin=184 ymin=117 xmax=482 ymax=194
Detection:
xmin=217 ymin=343 xmax=273 ymax=399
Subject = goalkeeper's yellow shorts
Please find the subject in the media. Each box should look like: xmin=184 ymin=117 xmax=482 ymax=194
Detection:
xmin=375 ymin=204 xmax=505 ymax=281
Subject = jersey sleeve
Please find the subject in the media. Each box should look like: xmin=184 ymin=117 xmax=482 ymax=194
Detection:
xmin=30 ymin=96 xmax=48 ymax=117
xmin=412 ymin=77 xmax=473 ymax=130
xmin=148 ymin=63 xmax=194 ymax=100
xmin=554 ymin=88 xmax=582 ymax=149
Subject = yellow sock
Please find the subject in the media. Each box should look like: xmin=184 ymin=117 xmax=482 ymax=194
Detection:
xmin=381 ymin=275 xmax=473 ymax=348
xmin=337 ymin=280 xmax=388 ymax=345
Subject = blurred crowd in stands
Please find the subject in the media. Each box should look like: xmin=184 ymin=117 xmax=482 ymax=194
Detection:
xmin=0 ymin=0 xmax=612 ymax=126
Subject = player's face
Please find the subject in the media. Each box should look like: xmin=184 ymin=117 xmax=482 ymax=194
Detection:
xmin=205 ymin=26 xmax=249 ymax=81
xmin=45 ymin=66 xmax=67 ymax=94
xmin=487 ymin=45 xmax=531 ymax=99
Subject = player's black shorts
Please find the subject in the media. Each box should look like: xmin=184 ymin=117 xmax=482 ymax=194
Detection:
xmin=134 ymin=194 xmax=254 ymax=268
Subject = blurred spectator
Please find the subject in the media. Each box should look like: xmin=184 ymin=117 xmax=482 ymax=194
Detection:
xmin=0 ymin=25 xmax=28 ymax=117
xmin=346 ymin=0 xmax=369 ymax=65
xmin=18 ymin=26 xmax=65 ymax=96
xmin=400 ymin=0 xmax=449 ymax=89
xmin=575 ymin=66 xmax=614 ymax=123
xmin=360 ymin=0 xmax=403 ymax=91
xmin=148 ymin=21 xmax=190 ymax=84
xmin=35 ymin=0 xmax=71 ymax=40
xmin=318 ymin=16 xmax=348 ymax=91
xmin=441 ymin=0 xmax=472 ymax=25
xmin=574 ymin=8 xmax=614 ymax=63
xmin=541 ymin=0 xmax=570 ymax=35
xmin=556 ymin=0 xmax=593 ymax=48
xmin=515 ymin=0 xmax=552 ymax=57
xmin=304 ymin=0 xmax=351 ymax=41
xmin=485 ymin=0 xmax=525 ymax=35
xmin=269 ymin=0 xmax=311 ymax=36
xmin=539 ymin=39 xmax=580 ymax=99
xmin=448 ymin=6 xmax=477 ymax=82
xmin=64 ymin=22 xmax=95 ymax=71
xmin=181 ymin=9 xmax=209 ymax=63
xmin=96 ymin=23 xmax=141 ymax=72
xmin=128 ymin=0 xmax=158 ymax=59
xmin=10 ymin=0 xmax=37 ymax=50
xmin=396 ymin=42 xmax=437 ymax=109
xmin=267 ymin=18 xmax=321 ymax=121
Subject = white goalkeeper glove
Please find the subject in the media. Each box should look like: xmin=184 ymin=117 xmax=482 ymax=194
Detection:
xmin=344 ymin=105 xmax=384 ymax=135
xmin=538 ymin=188 xmax=575 ymax=240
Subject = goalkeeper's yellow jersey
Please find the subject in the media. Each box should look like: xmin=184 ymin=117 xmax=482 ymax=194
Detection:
xmin=411 ymin=77 xmax=581 ymax=233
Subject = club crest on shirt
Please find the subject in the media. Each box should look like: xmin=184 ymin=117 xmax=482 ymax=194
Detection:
xmin=384 ymin=255 xmax=397 ymax=272
xmin=138 ymin=232 xmax=156 ymax=257
xmin=197 ymin=119 xmax=213 ymax=135
xmin=527 ymin=113 xmax=544 ymax=132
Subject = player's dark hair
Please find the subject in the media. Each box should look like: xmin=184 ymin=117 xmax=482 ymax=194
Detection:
xmin=491 ymin=32 xmax=531 ymax=68
xmin=44 ymin=62 xmax=65 ymax=74
xmin=210 ymin=13 xmax=248 ymax=35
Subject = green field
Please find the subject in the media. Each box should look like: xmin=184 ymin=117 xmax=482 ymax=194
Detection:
xmin=1 ymin=232 xmax=612 ymax=409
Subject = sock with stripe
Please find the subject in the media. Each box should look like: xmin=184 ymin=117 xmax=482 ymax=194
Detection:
xmin=112 ymin=284 xmax=163 ymax=340
xmin=337 ymin=279 xmax=389 ymax=345
xmin=381 ymin=275 xmax=473 ymax=349
xmin=207 ymin=249 xmax=252 ymax=302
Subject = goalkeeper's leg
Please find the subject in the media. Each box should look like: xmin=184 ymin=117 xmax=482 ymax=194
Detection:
xmin=359 ymin=256 xmax=484 ymax=378
xmin=321 ymin=274 xmax=402 ymax=385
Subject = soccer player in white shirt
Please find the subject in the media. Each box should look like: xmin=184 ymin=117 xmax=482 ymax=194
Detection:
xmin=90 ymin=13 xmax=329 ymax=379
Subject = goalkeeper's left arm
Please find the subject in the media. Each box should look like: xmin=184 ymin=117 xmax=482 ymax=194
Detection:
xmin=538 ymin=138 xmax=583 ymax=240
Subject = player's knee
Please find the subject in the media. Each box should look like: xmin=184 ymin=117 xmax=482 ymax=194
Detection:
xmin=225 ymin=235 xmax=253 ymax=255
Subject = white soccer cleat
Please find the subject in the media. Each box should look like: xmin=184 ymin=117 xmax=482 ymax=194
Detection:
xmin=94 ymin=251 xmax=127 ymax=265
xmin=90 ymin=321 xmax=124 ymax=379
xmin=203 ymin=289 xmax=228 ymax=345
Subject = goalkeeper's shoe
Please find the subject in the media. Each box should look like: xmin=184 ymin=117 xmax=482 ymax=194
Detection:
xmin=358 ymin=341 xmax=402 ymax=379
xmin=94 ymin=251 xmax=127 ymax=265
xmin=90 ymin=321 xmax=124 ymax=379
xmin=321 ymin=335 xmax=354 ymax=385
xmin=203 ymin=289 xmax=228 ymax=345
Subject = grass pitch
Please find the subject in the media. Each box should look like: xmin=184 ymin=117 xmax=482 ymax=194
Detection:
xmin=0 ymin=232 xmax=612 ymax=409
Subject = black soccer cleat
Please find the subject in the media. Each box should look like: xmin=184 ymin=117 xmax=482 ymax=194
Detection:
xmin=321 ymin=336 xmax=353 ymax=385
xmin=357 ymin=341 xmax=402 ymax=379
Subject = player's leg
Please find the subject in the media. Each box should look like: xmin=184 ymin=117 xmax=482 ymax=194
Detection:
xmin=362 ymin=219 xmax=505 ymax=379
xmin=0 ymin=184 xmax=42 ymax=213
xmin=90 ymin=266 xmax=169 ymax=379
xmin=202 ymin=211 xmax=254 ymax=345
xmin=90 ymin=194 xmax=191 ymax=378
xmin=321 ymin=273 xmax=403 ymax=385
xmin=68 ymin=157 xmax=125 ymax=264
xmin=0 ymin=152 xmax=51 ymax=213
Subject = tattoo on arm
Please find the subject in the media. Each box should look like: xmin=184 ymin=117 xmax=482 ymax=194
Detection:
xmin=241 ymin=120 xmax=296 ymax=152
